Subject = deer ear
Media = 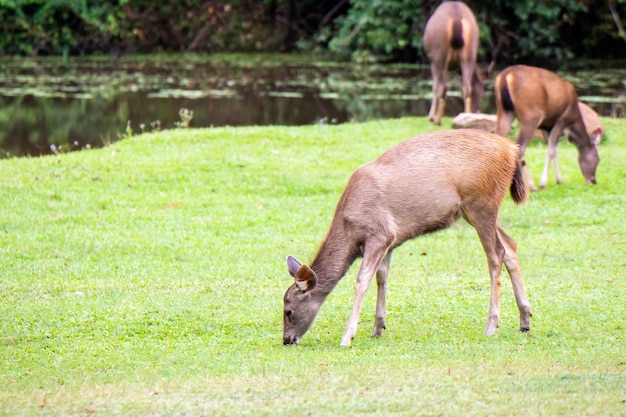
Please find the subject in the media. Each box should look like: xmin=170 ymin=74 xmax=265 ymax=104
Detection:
xmin=287 ymin=255 xmax=301 ymax=278
xmin=294 ymin=264 xmax=318 ymax=293
xmin=286 ymin=255 xmax=317 ymax=292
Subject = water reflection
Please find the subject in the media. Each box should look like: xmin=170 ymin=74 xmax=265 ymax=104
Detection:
xmin=0 ymin=55 xmax=623 ymax=158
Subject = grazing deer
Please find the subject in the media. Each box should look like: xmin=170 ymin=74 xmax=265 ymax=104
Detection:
xmin=423 ymin=1 xmax=484 ymax=125
xmin=495 ymin=65 xmax=600 ymax=190
xmin=283 ymin=130 xmax=532 ymax=347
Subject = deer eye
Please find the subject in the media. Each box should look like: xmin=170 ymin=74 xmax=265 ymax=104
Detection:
xmin=284 ymin=310 xmax=293 ymax=320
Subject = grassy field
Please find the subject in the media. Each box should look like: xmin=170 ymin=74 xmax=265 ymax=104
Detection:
xmin=1 ymin=117 xmax=624 ymax=416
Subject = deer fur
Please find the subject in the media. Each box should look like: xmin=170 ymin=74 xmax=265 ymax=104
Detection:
xmin=423 ymin=1 xmax=484 ymax=125
xmin=495 ymin=65 xmax=600 ymax=190
xmin=283 ymin=129 xmax=532 ymax=347
xmin=576 ymin=102 xmax=605 ymax=146
xmin=533 ymin=102 xmax=605 ymax=183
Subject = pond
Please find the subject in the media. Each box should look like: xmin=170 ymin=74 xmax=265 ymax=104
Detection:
xmin=0 ymin=54 xmax=624 ymax=158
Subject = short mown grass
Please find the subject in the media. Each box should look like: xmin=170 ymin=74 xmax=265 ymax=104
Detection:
xmin=1 ymin=117 xmax=624 ymax=416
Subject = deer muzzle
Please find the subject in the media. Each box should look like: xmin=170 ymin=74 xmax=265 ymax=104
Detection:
xmin=283 ymin=335 xmax=300 ymax=345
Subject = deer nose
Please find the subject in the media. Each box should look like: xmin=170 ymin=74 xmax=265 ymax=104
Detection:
xmin=283 ymin=336 xmax=299 ymax=345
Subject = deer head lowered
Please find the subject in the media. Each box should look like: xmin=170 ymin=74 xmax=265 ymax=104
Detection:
xmin=283 ymin=129 xmax=532 ymax=347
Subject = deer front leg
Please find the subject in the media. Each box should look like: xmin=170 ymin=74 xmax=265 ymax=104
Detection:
xmin=540 ymin=127 xmax=565 ymax=188
xmin=341 ymin=240 xmax=392 ymax=347
xmin=553 ymin=153 xmax=563 ymax=185
xmin=373 ymin=251 xmax=393 ymax=337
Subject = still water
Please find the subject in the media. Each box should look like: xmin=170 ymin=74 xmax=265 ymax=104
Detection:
xmin=0 ymin=55 xmax=624 ymax=158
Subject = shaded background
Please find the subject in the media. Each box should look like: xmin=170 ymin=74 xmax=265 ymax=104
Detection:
xmin=1 ymin=1 xmax=625 ymax=62
xmin=1 ymin=1 xmax=625 ymax=157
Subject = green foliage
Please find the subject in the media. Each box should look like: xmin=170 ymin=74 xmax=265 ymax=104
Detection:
xmin=0 ymin=0 xmax=124 ymax=55
xmin=325 ymin=0 xmax=424 ymax=62
xmin=1 ymin=0 xmax=624 ymax=61
xmin=0 ymin=0 xmax=287 ymax=55
xmin=479 ymin=0 xmax=590 ymax=62
xmin=0 ymin=117 xmax=625 ymax=415
xmin=322 ymin=0 xmax=626 ymax=63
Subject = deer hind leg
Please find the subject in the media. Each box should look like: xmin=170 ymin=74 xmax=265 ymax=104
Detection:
xmin=497 ymin=226 xmax=532 ymax=331
xmin=341 ymin=237 xmax=393 ymax=347
xmin=373 ymin=251 xmax=393 ymax=337
xmin=461 ymin=59 xmax=476 ymax=113
xmin=429 ymin=64 xmax=447 ymax=125
xmin=540 ymin=126 xmax=565 ymax=188
xmin=495 ymin=111 xmax=515 ymax=137
xmin=463 ymin=204 xmax=504 ymax=335
xmin=516 ymin=117 xmax=542 ymax=192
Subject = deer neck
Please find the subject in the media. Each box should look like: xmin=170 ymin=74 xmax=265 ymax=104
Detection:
xmin=309 ymin=227 xmax=358 ymax=300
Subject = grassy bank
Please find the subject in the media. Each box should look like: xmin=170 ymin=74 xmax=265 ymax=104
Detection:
xmin=1 ymin=117 xmax=624 ymax=416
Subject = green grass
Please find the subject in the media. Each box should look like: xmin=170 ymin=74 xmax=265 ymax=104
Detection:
xmin=1 ymin=117 xmax=624 ymax=416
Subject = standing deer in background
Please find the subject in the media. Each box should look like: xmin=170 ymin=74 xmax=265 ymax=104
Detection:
xmin=495 ymin=65 xmax=600 ymax=190
xmin=423 ymin=1 xmax=484 ymax=125
xmin=283 ymin=130 xmax=532 ymax=347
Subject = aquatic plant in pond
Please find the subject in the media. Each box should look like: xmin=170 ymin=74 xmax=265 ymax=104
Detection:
xmin=0 ymin=54 xmax=624 ymax=158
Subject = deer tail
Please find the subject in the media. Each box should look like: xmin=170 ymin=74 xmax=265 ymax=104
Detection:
xmin=450 ymin=19 xmax=465 ymax=49
xmin=499 ymin=81 xmax=515 ymax=112
xmin=510 ymin=160 xmax=529 ymax=204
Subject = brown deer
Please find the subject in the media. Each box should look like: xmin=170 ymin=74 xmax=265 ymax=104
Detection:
xmin=283 ymin=130 xmax=532 ymax=347
xmin=423 ymin=1 xmax=484 ymax=125
xmin=495 ymin=65 xmax=600 ymax=190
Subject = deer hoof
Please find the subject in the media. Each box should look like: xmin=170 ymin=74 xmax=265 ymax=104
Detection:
xmin=372 ymin=326 xmax=386 ymax=338
xmin=484 ymin=319 xmax=499 ymax=336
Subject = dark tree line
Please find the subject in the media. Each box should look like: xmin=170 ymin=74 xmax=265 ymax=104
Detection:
xmin=1 ymin=0 xmax=625 ymax=64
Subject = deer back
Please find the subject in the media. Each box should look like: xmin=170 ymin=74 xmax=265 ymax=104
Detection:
xmin=336 ymin=130 xmax=519 ymax=244
xmin=496 ymin=65 xmax=587 ymax=141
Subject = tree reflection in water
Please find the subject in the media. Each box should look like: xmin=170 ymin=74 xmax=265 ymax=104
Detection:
xmin=0 ymin=56 xmax=622 ymax=158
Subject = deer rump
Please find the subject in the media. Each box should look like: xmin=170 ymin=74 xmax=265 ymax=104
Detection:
xmin=283 ymin=129 xmax=531 ymax=347
xmin=423 ymin=1 xmax=483 ymax=125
